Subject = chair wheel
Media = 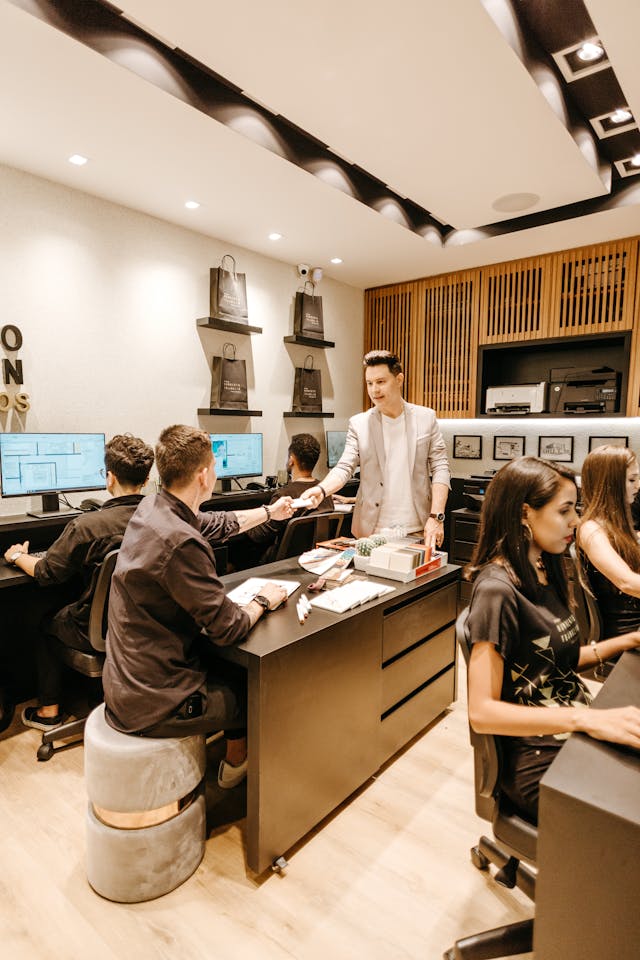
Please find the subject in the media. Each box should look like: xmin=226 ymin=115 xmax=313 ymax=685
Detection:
xmin=442 ymin=949 xmax=457 ymax=960
xmin=37 ymin=742 xmax=54 ymax=762
xmin=470 ymin=845 xmax=490 ymax=870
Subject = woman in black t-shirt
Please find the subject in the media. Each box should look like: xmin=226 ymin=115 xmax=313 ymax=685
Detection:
xmin=466 ymin=456 xmax=640 ymax=823
xmin=577 ymin=444 xmax=640 ymax=639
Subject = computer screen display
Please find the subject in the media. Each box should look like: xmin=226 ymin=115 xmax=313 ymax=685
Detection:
xmin=0 ymin=432 xmax=107 ymax=498
xmin=210 ymin=433 xmax=263 ymax=480
xmin=327 ymin=430 xmax=347 ymax=468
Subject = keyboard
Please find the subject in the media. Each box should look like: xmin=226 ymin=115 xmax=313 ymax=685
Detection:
xmin=309 ymin=579 xmax=395 ymax=614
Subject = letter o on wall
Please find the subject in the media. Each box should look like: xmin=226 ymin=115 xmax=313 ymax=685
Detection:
xmin=0 ymin=393 xmax=10 ymax=412
xmin=1 ymin=326 xmax=23 ymax=351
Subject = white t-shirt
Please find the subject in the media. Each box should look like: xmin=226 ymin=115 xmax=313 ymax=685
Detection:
xmin=375 ymin=412 xmax=422 ymax=533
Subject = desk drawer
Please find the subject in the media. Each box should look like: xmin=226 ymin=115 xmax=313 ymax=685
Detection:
xmin=451 ymin=540 xmax=475 ymax=563
xmin=382 ymin=582 xmax=457 ymax=662
xmin=382 ymin=624 xmax=455 ymax=713
xmin=454 ymin=520 xmax=480 ymax=542
xmin=379 ymin=665 xmax=455 ymax=763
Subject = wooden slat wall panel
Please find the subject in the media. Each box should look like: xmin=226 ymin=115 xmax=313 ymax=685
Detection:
xmin=478 ymin=256 xmax=554 ymax=344
xmin=363 ymin=284 xmax=417 ymax=409
xmin=418 ymin=271 xmax=480 ymax=417
xmin=626 ymin=248 xmax=640 ymax=416
xmin=550 ymin=239 xmax=638 ymax=336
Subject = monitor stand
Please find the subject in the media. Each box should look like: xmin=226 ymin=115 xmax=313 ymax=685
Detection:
xmin=27 ymin=493 xmax=81 ymax=520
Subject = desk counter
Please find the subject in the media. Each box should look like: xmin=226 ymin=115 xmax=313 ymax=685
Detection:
xmin=536 ymin=651 xmax=640 ymax=959
xmin=219 ymin=559 xmax=460 ymax=873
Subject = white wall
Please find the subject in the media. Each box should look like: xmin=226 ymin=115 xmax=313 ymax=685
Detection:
xmin=0 ymin=164 xmax=364 ymax=517
xmin=439 ymin=416 xmax=640 ymax=479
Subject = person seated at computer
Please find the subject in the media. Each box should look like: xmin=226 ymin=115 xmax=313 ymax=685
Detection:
xmin=465 ymin=456 xmax=640 ymax=824
xmin=3 ymin=434 xmax=155 ymax=731
xmin=576 ymin=444 xmax=640 ymax=641
xmin=227 ymin=433 xmax=333 ymax=570
xmin=102 ymin=424 xmax=294 ymax=789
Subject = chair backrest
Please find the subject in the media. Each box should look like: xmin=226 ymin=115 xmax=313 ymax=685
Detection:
xmin=274 ymin=511 xmax=345 ymax=561
xmin=87 ymin=549 xmax=119 ymax=653
xmin=456 ymin=609 xmax=501 ymax=824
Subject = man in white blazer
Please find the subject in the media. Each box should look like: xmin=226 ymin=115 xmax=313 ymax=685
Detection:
xmin=301 ymin=351 xmax=450 ymax=551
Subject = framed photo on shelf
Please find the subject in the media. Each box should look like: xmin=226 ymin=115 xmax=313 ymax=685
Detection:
xmin=493 ymin=435 xmax=525 ymax=461
xmin=588 ymin=435 xmax=629 ymax=452
xmin=453 ymin=435 xmax=482 ymax=460
xmin=538 ymin=435 xmax=574 ymax=463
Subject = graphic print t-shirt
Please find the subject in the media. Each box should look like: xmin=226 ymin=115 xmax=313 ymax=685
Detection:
xmin=467 ymin=563 xmax=592 ymax=747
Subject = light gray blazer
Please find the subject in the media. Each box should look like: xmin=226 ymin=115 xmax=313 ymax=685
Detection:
xmin=324 ymin=401 xmax=451 ymax=538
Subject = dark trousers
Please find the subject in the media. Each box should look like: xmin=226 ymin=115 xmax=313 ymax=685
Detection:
xmin=140 ymin=655 xmax=247 ymax=741
xmin=36 ymin=608 xmax=93 ymax=707
xmin=501 ymin=741 xmax=561 ymax=825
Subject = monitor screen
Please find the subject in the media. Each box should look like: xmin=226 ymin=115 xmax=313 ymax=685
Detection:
xmin=327 ymin=430 xmax=347 ymax=468
xmin=0 ymin=432 xmax=107 ymax=498
xmin=210 ymin=433 xmax=263 ymax=480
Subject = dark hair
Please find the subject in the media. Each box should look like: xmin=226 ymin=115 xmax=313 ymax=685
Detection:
xmin=288 ymin=433 xmax=320 ymax=472
xmin=580 ymin=445 xmax=640 ymax=571
xmin=104 ymin=434 xmax=154 ymax=487
xmin=362 ymin=350 xmax=403 ymax=375
xmin=466 ymin=456 xmax=577 ymax=605
xmin=155 ymin=425 xmax=212 ymax=488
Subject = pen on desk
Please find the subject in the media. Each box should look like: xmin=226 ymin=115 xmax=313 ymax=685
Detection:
xmin=296 ymin=601 xmax=305 ymax=625
xmin=300 ymin=594 xmax=312 ymax=615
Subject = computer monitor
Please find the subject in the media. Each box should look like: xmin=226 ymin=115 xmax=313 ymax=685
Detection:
xmin=210 ymin=432 xmax=263 ymax=492
xmin=327 ymin=430 xmax=347 ymax=468
xmin=0 ymin=432 xmax=106 ymax=517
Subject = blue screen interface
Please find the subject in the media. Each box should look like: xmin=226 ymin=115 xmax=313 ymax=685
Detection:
xmin=210 ymin=433 xmax=263 ymax=479
xmin=0 ymin=433 xmax=106 ymax=497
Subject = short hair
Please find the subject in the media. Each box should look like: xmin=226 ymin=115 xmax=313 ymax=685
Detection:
xmin=466 ymin=456 xmax=577 ymax=605
xmin=156 ymin=425 xmax=212 ymax=488
xmin=288 ymin=433 xmax=320 ymax=472
xmin=104 ymin=434 xmax=154 ymax=487
xmin=363 ymin=350 xmax=403 ymax=375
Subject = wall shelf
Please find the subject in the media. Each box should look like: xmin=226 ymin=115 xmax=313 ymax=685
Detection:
xmin=283 ymin=334 xmax=335 ymax=348
xmin=198 ymin=408 xmax=262 ymax=417
xmin=283 ymin=411 xmax=334 ymax=418
xmin=197 ymin=317 xmax=262 ymax=335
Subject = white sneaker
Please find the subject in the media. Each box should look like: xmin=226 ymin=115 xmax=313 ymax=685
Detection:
xmin=217 ymin=757 xmax=248 ymax=789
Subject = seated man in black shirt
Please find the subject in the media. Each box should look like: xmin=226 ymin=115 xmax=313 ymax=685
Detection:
xmin=228 ymin=433 xmax=333 ymax=570
xmin=103 ymin=424 xmax=293 ymax=788
xmin=3 ymin=434 xmax=155 ymax=731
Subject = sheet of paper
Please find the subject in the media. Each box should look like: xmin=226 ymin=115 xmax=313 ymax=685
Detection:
xmin=226 ymin=577 xmax=301 ymax=606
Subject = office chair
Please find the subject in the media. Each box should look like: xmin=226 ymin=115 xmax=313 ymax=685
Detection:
xmin=36 ymin=549 xmax=119 ymax=762
xmin=274 ymin=510 xmax=344 ymax=561
xmin=443 ymin=609 xmax=537 ymax=960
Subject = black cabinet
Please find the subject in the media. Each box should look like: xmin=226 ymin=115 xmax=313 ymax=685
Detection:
xmin=451 ymin=508 xmax=481 ymax=612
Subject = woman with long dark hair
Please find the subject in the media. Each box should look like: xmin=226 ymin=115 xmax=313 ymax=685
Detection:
xmin=577 ymin=444 xmax=640 ymax=638
xmin=465 ymin=456 xmax=640 ymax=823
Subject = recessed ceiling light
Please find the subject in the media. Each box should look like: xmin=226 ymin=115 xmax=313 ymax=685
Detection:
xmin=491 ymin=192 xmax=540 ymax=213
xmin=577 ymin=41 xmax=604 ymax=62
xmin=611 ymin=108 xmax=632 ymax=124
xmin=68 ymin=154 xmax=88 ymax=166
xmin=330 ymin=257 xmax=343 ymax=264
xmin=631 ymin=154 xmax=640 ymax=168
xmin=268 ymin=232 xmax=283 ymax=241
xmin=185 ymin=200 xmax=200 ymax=209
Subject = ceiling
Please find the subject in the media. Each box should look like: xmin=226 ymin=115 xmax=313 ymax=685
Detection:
xmin=1 ymin=0 xmax=640 ymax=289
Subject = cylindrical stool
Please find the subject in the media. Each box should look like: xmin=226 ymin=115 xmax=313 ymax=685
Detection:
xmin=84 ymin=704 xmax=207 ymax=903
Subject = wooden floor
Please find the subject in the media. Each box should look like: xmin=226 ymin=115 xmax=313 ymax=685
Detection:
xmin=0 ymin=663 xmax=533 ymax=960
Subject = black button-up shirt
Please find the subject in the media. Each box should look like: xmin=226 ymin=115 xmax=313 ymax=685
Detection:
xmin=103 ymin=489 xmax=250 ymax=733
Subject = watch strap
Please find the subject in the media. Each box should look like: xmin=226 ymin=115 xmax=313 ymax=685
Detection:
xmin=253 ymin=593 xmax=270 ymax=612
xmin=429 ymin=512 xmax=445 ymax=522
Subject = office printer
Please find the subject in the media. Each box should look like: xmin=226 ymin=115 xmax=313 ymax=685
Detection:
xmin=548 ymin=367 xmax=621 ymax=415
xmin=485 ymin=382 xmax=547 ymax=415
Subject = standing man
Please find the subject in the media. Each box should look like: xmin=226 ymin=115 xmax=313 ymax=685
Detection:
xmin=103 ymin=425 xmax=294 ymax=788
xmin=301 ymin=350 xmax=450 ymax=551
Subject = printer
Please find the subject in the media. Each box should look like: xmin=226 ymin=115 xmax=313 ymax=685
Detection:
xmin=548 ymin=367 xmax=621 ymax=415
xmin=485 ymin=381 xmax=548 ymax=415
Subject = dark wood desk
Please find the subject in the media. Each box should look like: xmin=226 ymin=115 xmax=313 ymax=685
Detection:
xmin=536 ymin=652 xmax=640 ymax=959
xmin=218 ymin=559 xmax=460 ymax=873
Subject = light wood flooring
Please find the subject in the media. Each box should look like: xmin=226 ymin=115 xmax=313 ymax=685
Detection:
xmin=0 ymin=663 xmax=533 ymax=960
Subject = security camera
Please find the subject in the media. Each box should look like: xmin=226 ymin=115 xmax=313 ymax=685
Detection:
xmin=297 ymin=263 xmax=310 ymax=279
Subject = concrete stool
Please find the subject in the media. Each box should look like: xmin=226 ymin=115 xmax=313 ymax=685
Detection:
xmin=84 ymin=704 xmax=207 ymax=903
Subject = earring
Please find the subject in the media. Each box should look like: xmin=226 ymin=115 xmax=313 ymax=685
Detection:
xmin=522 ymin=521 xmax=533 ymax=542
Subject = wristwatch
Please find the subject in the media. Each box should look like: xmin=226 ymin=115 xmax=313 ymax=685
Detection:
xmin=429 ymin=512 xmax=445 ymax=523
xmin=8 ymin=551 xmax=24 ymax=565
xmin=253 ymin=594 xmax=271 ymax=613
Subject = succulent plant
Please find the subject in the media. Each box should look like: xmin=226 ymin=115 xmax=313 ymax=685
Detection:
xmin=369 ymin=534 xmax=387 ymax=548
xmin=355 ymin=537 xmax=375 ymax=557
